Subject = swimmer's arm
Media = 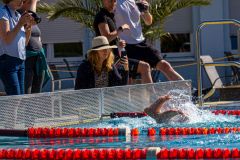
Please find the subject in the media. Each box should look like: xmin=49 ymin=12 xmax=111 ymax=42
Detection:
xmin=144 ymin=108 xmax=185 ymax=122
xmin=144 ymin=107 xmax=156 ymax=119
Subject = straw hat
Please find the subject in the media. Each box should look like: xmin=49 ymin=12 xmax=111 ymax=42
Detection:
xmin=87 ymin=36 xmax=117 ymax=54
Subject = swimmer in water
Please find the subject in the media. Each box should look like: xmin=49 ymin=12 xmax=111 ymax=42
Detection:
xmin=144 ymin=95 xmax=189 ymax=123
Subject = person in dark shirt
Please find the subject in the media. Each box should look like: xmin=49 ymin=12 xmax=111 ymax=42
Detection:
xmin=19 ymin=0 xmax=49 ymax=94
xmin=93 ymin=0 xmax=153 ymax=84
xmin=75 ymin=36 xmax=129 ymax=89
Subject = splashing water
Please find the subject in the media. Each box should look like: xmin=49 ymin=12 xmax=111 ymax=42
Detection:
xmin=162 ymin=90 xmax=238 ymax=124
xmin=79 ymin=89 xmax=239 ymax=129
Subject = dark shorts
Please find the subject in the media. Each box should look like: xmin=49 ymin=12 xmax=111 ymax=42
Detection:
xmin=113 ymin=48 xmax=139 ymax=78
xmin=128 ymin=58 xmax=139 ymax=78
xmin=125 ymin=40 xmax=163 ymax=68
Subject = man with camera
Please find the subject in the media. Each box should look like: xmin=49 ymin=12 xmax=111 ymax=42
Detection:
xmin=115 ymin=0 xmax=184 ymax=81
xmin=94 ymin=0 xmax=153 ymax=84
xmin=19 ymin=0 xmax=49 ymax=94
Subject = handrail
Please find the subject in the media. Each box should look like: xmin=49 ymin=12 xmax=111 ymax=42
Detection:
xmin=203 ymin=62 xmax=240 ymax=68
xmin=196 ymin=19 xmax=240 ymax=106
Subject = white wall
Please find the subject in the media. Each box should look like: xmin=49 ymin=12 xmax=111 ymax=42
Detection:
xmin=198 ymin=0 xmax=232 ymax=88
xmin=164 ymin=7 xmax=193 ymax=33
xmin=229 ymin=0 xmax=240 ymax=35
xmin=199 ymin=0 xmax=226 ymax=56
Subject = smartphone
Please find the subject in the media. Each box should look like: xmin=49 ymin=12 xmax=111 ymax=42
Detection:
xmin=114 ymin=48 xmax=127 ymax=66
xmin=120 ymin=48 xmax=127 ymax=58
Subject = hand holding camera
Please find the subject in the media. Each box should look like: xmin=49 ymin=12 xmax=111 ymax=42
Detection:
xmin=27 ymin=10 xmax=42 ymax=24
xmin=136 ymin=0 xmax=149 ymax=13
xmin=114 ymin=47 xmax=129 ymax=71
xmin=120 ymin=55 xmax=129 ymax=71
xmin=19 ymin=12 xmax=34 ymax=27
xmin=21 ymin=10 xmax=41 ymax=25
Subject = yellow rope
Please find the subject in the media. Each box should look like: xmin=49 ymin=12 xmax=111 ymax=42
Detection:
xmin=40 ymin=118 xmax=103 ymax=128
xmin=173 ymin=53 xmax=240 ymax=69
xmin=50 ymin=69 xmax=77 ymax=73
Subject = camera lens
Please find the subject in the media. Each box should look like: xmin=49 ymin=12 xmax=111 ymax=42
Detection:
xmin=34 ymin=17 xmax=41 ymax=24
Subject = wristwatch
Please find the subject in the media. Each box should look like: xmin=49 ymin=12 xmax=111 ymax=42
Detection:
xmin=117 ymin=26 xmax=123 ymax=32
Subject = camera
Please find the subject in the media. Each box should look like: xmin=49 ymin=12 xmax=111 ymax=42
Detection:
xmin=135 ymin=0 xmax=149 ymax=13
xmin=28 ymin=10 xmax=41 ymax=24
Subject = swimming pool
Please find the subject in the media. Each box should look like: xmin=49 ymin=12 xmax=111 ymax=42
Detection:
xmin=0 ymin=104 xmax=239 ymax=159
xmin=0 ymin=81 xmax=239 ymax=159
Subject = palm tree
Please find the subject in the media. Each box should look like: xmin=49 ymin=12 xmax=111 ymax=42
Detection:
xmin=38 ymin=0 xmax=102 ymax=32
xmin=38 ymin=0 xmax=211 ymax=41
xmin=144 ymin=0 xmax=211 ymax=40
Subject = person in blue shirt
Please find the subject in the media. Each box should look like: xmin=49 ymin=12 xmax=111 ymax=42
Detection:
xmin=0 ymin=0 xmax=33 ymax=95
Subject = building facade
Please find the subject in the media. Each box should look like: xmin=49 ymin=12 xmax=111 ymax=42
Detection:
xmin=0 ymin=0 xmax=239 ymax=91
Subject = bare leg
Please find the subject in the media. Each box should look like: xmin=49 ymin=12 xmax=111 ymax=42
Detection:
xmin=137 ymin=61 xmax=153 ymax=84
xmin=156 ymin=60 xmax=184 ymax=81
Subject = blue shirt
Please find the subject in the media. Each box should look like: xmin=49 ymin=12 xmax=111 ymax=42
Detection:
xmin=115 ymin=0 xmax=145 ymax=44
xmin=0 ymin=5 xmax=26 ymax=60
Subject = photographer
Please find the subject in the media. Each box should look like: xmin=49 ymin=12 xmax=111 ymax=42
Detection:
xmin=19 ymin=0 xmax=49 ymax=94
xmin=93 ymin=0 xmax=153 ymax=84
xmin=0 ymin=0 xmax=33 ymax=95
xmin=115 ymin=0 xmax=184 ymax=81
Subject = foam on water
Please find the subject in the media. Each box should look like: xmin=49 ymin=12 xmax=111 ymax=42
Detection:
xmin=161 ymin=90 xmax=238 ymax=124
xmin=88 ymin=89 xmax=239 ymax=129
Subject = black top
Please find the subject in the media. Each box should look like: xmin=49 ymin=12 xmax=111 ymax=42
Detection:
xmin=17 ymin=9 xmax=42 ymax=52
xmin=93 ymin=8 xmax=118 ymax=46
xmin=75 ymin=60 xmax=128 ymax=90
xmin=26 ymin=25 xmax=42 ymax=52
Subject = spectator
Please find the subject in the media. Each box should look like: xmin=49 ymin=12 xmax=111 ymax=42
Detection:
xmin=0 ymin=0 xmax=33 ymax=95
xmin=75 ymin=36 xmax=129 ymax=89
xmin=94 ymin=0 xmax=153 ymax=84
xmin=19 ymin=0 xmax=50 ymax=94
xmin=115 ymin=0 xmax=184 ymax=81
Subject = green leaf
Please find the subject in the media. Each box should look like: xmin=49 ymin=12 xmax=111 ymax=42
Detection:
xmin=38 ymin=0 xmax=211 ymax=40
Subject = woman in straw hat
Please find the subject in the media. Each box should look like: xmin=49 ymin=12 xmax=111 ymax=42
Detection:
xmin=75 ymin=36 xmax=129 ymax=89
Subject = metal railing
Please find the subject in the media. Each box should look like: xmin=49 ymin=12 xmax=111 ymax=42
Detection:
xmin=196 ymin=19 xmax=240 ymax=106
xmin=204 ymin=61 xmax=240 ymax=67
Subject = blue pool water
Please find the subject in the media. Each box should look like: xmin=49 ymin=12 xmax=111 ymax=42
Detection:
xmin=0 ymin=103 xmax=240 ymax=150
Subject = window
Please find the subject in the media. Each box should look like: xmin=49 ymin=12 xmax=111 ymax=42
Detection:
xmin=160 ymin=33 xmax=191 ymax=53
xmin=53 ymin=42 xmax=83 ymax=58
xmin=230 ymin=35 xmax=238 ymax=50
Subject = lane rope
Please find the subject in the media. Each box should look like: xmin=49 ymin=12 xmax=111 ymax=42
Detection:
xmin=0 ymin=148 xmax=239 ymax=159
xmin=0 ymin=127 xmax=239 ymax=138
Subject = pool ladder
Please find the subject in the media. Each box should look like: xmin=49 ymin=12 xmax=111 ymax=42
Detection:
xmin=196 ymin=19 xmax=240 ymax=106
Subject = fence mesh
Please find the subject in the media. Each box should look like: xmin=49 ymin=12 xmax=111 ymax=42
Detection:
xmin=0 ymin=81 xmax=191 ymax=129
